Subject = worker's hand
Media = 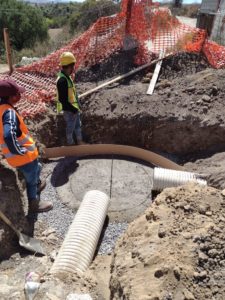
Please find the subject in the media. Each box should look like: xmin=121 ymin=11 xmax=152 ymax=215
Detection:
xmin=39 ymin=148 xmax=49 ymax=163
xmin=40 ymin=148 xmax=46 ymax=159
xmin=36 ymin=142 xmax=47 ymax=159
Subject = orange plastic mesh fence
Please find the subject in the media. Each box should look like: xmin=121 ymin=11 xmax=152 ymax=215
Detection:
xmin=16 ymin=14 xmax=125 ymax=76
xmin=1 ymin=0 xmax=224 ymax=118
xmin=203 ymin=40 xmax=225 ymax=69
xmin=0 ymin=72 xmax=55 ymax=117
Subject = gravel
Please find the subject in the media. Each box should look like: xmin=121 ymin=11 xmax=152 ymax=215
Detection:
xmin=38 ymin=161 xmax=128 ymax=254
xmin=98 ymin=222 xmax=128 ymax=255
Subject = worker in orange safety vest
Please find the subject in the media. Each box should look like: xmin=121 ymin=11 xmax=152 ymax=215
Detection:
xmin=0 ymin=79 xmax=53 ymax=214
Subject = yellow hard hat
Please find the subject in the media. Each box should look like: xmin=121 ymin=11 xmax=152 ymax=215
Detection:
xmin=60 ymin=52 xmax=76 ymax=66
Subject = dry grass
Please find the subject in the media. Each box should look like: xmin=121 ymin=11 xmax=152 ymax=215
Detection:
xmin=12 ymin=26 xmax=73 ymax=65
xmin=48 ymin=28 xmax=63 ymax=40
xmin=0 ymin=64 xmax=9 ymax=74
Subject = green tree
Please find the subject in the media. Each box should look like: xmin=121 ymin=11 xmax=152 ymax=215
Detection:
xmin=69 ymin=0 xmax=120 ymax=33
xmin=39 ymin=2 xmax=81 ymax=29
xmin=0 ymin=0 xmax=48 ymax=52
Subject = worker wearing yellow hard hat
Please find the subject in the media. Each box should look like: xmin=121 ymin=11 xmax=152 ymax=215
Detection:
xmin=59 ymin=52 xmax=76 ymax=66
xmin=56 ymin=51 xmax=86 ymax=145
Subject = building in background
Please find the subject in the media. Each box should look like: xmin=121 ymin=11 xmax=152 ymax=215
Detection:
xmin=197 ymin=0 xmax=225 ymax=45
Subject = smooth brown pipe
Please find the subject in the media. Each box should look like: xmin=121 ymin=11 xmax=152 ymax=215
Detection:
xmin=44 ymin=144 xmax=183 ymax=171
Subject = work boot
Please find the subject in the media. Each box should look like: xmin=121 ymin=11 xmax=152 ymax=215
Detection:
xmin=37 ymin=179 xmax=46 ymax=193
xmin=29 ymin=200 xmax=53 ymax=214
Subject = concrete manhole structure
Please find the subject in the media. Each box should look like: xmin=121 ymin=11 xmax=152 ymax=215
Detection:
xmin=54 ymin=158 xmax=153 ymax=222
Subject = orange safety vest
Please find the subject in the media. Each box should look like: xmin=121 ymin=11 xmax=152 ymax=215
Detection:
xmin=0 ymin=104 xmax=38 ymax=167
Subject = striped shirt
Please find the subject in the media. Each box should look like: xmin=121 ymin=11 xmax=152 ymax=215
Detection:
xmin=0 ymin=99 xmax=26 ymax=155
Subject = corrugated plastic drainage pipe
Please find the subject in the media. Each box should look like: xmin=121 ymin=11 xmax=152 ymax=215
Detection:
xmin=50 ymin=190 xmax=110 ymax=274
xmin=153 ymin=167 xmax=207 ymax=191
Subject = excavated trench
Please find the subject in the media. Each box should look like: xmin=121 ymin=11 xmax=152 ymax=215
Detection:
xmin=20 ymin=53 xmax=223 ymax=225
xmin=33 ymin=52 xmax=225 ymax=160
xmin=28 ymin=52 xmax=225 ymax=243
xmin=26 ymin=54 xmax=225 ymax=256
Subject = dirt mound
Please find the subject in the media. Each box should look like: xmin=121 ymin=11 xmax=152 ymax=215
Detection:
xmin=110 ymin=182 xmax=225 ymax=300
xmin=76 ymin=48 xmax=137 ymax=83
xmin=185 ymin=152 xmax=225 ymax=190
xmin=28 ymin=55 xmax=224 ymax=159
xmin=80 ymin=67 xmax=225 ymax=155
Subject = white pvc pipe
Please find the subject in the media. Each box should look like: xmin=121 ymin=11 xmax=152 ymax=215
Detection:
xmin=50 ymin=190 xmax=110 ymax=274
xmin=153 ymin=167 xmax=207 ymax=191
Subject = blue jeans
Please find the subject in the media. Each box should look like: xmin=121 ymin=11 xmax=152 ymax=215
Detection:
xmin=17 ymin=159 xmax=41 ymax=201
xmin=63 ymin=111 xmax=82 ymax=145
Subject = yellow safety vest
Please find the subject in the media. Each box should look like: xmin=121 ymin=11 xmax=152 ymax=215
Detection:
xmin=56 ymin=72 xmax=80 ymax=113
xmin=0 ymin=104 xmax=38 ymax=168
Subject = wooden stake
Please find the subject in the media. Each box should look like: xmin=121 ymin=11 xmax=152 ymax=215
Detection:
xmin=3 ymin=28 xmax=13 ymax=75
xmin=147 ymin=50 xmax=165 ymax=95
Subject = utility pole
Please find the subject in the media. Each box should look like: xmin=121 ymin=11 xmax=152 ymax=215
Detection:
xmin=3 ymin=28 xmax=13 ymax=75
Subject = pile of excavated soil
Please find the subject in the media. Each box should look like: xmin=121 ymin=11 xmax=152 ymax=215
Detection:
xmin=30 ymin=55 xmax=225 ymax=157
xmin=185 ymin=152 xmax=225 ymax=191
xmin=110 ymin=182 xmax=225 ymax=300
xmin=81 ymin=67 xmax=225 ymax=155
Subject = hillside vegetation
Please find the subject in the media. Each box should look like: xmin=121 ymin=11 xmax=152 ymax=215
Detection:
xmin=0 ymin=0 xmax=48 ymax=52
xmin=0 ymin=0 xmax=120 ymax=63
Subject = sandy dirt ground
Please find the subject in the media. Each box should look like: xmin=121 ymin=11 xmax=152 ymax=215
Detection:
xmin=110 ymin=182 xmax=225 ymax=300
xmin=48 ymin=28 xmax=63 ymax=41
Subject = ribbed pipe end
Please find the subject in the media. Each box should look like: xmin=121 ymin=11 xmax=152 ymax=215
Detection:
xmin=153 ymin=167 xmax=207 ymax=191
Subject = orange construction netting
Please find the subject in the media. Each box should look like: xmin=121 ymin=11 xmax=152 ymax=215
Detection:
xmin=0 ymin=0 xmax=224 ymax=117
